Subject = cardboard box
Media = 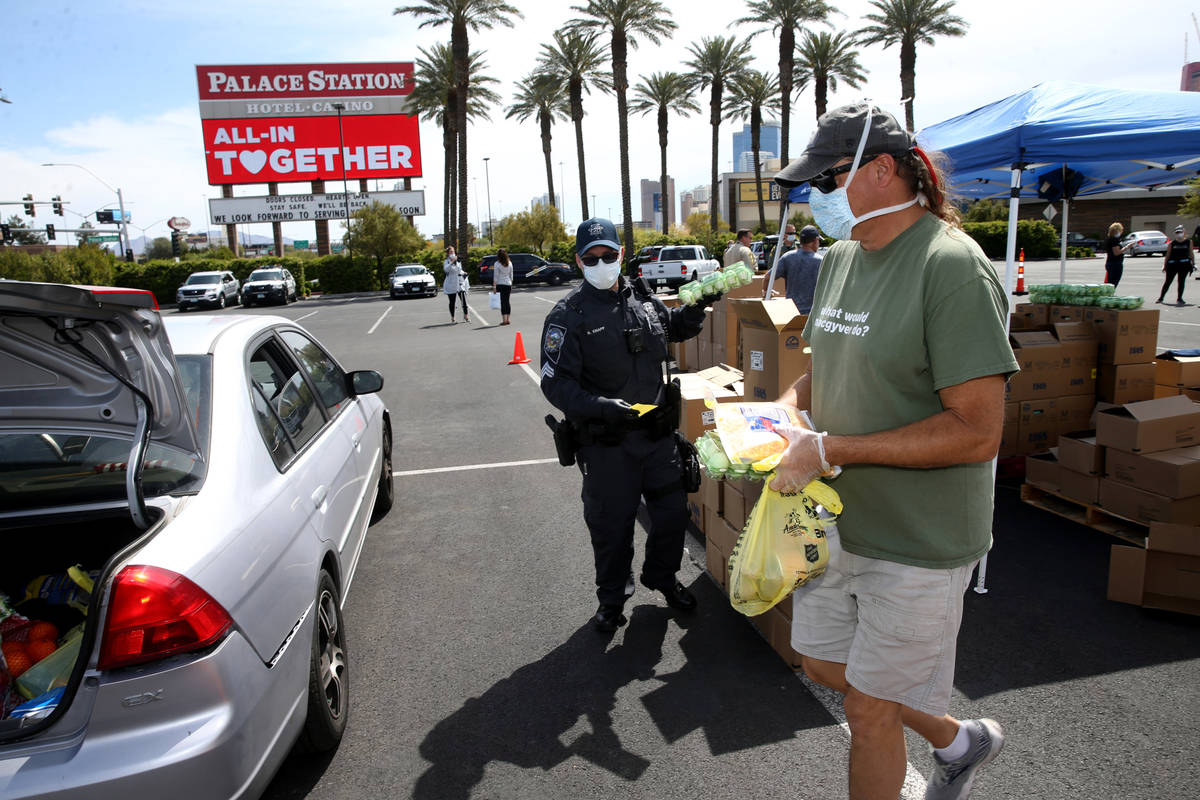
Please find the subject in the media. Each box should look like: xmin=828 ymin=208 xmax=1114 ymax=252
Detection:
xmin=1095 ymin=395 xmax=1200 ymax=454
xmin=1007 ymin=329 xmax=1062 ymax=402
xmin=701 ymin=471 xmax=724 ymax=516
xmin=705 ymin=504 xmax=742 ymax=558
xmin=1049 ymin=304 xmax=1085 ymax=322
xmin=729 ymin=298 xmax=810 ymax=402
xmin=1083 ymin=308 xmax=1159 ymax=365
xmin=751 ymin=603 xmax=802 ymax=669
xmin=683 ymin=337 xmax=699 ymax=371
xmin=1011 ymin=303 xmax=1049 ymax=329
xmin=1004 ymin=402 xmax=1019 ymax=423
xmin=1055 ymin=395 xmax=1095 ymax=433
xmin=705 ymin=538 xmax=727 ymax=591
xmin=1016 ymin=398 xmax=1058 ymax=454
xmin=1155 ymin=352 xmax=1200 ymax=388
xmin=723 ymin=481 xmax=748 ymax=531
xmin=1058 ymin=462 xmax=1101 ymax=504
xmin=1024 ymin=451 xmax=1061 ymax=491
xmin=1098 ymin=478 xmax=1200 ymax=525
xmin=677 ymin=372 xmax=739 ymax=442
xmin=671 ymin=340 xmax=689 ymax=371
xmin=1096 ymin=362 xmax=1156 ymax=404
xmin=1104 ymin=446 xmax=1200 ymax=499
xmin=1000 ymin=420 xmax=1019 ymax=457
xmin=697 ymin=335 xmax=714 ymax=369
xmin=1055 ymin=322 xmax=1098 ymax=397
xmin=1108 ymin=523 xmax=1200 ymax=615
xmin=741 ymin=477 xmax=764 ymax=511
xmin=1058 ymin=431 xmax=1104 ymax=476
xmin=687 ymin=492 xmax=704 ymax=532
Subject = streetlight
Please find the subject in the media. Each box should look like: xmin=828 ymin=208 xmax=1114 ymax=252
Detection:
xmin=43 ymin=162 xmax=133 ymax=260
xmin=332 ymin=103 xmax=352 ymax=259
xmin=591 ymin=194 xmax=597 ymax=220
xmin=558 ymin=160 xmax=565 ymax=222
xmin=482 ymin=156 xmax=494 ymax=245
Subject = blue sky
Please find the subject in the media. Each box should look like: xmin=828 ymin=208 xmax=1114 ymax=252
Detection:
xmin=2 ymin=0 xmax=1195 ymax=247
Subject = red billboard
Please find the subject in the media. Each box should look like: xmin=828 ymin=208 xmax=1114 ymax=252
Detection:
xmin=197 ymin=63 xmax=413 ymax=101
xmin=202 ymin=114 xmax=422 ymax=184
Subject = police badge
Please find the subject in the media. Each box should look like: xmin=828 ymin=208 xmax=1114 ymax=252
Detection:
xmin=544 ymin=324 xmax=566 ymax=363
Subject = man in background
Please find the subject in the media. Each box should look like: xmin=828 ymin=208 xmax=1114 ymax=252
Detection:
xmin=775 ymin=224 xmax=823 ymax=313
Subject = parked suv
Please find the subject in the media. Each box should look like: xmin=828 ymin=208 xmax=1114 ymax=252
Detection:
xmin=176 ymin=270 xmax=240 ymax=310
xmin=478 ymin=253 xmax=577 ymax=286
xmin=241 ymin=267 xmax=297 ymax=307
xmin=388 ymin=264 xmax=438 ymax=298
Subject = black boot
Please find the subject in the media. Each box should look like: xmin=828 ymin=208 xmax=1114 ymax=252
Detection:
xmin=640 ymin=575 xmax=697 ymax=612
xmin=593 ymin=604 xmax=628 ymax=632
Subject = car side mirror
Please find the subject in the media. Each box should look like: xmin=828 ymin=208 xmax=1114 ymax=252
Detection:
xmin=349 ymin=369 xmax=384 ymax=395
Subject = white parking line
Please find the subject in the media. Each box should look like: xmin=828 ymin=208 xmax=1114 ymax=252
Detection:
xmin=533 ymin=296 xmax=556 ymax=305
xmin=1162 ymin=320 xmax=1200 ymax=327
xmin=467 ymin=302 xmax=490 ymax=326
xmin=367 ymin=306 xmax=392 ymax=334
xmin=393 ymin=457 xmax=558 ymax=477
xmin=294 ymin=310 xmax=319 ymax=322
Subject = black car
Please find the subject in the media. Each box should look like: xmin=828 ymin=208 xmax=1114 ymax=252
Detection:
xmin=1066 ymin=232 xmax=1103 ymax=251
xmin=629 ymin=245 xmax=664 ymax=272
xmin=478 ymin=253 xmax=577 ymax=286
xmin=241 ymin=267 xmax=298 ymax=307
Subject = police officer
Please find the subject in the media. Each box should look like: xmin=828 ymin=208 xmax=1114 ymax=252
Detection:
xmin=541 ymin=218 xmax=714 ymax=632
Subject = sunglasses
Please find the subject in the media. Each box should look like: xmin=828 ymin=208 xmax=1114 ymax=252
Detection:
xmin=810 ymin=153 xmax=880 ymax=194
xmin=579 ymin=251 xmax=621 ymax=267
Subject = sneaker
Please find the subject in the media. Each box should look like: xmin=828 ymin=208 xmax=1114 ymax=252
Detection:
xmin=593 ymin=604 xmax=627 ymax=632
xmin=924 ymin=718 xmax=1005 ymax=800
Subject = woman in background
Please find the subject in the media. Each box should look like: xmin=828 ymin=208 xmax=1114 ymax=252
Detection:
xmin=1159 ymin=225 xmax=1195 ymax=305
xmin=444 ymin=247 xmax=467 ymax=323
xmin=1103 ymin=222 xmax=1133 ymax=288
xmin=492 ymin=248 xmax=514 ymax=326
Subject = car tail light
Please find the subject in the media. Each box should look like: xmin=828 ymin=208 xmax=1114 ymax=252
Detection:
xmin=98 ymin=565 xmax=233 ymax=670
xmin=638 ymin=265 xmax=644 ymax=277
xmin=680 ymin=265 xmax=687 ymax=276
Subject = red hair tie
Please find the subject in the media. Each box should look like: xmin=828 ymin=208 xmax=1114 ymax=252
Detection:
xmin=913 ymin=146 xmax=938 ymax=190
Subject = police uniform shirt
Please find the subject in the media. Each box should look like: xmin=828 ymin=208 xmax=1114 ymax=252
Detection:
xmin=540 ymin=277 xmax=705 ymax=421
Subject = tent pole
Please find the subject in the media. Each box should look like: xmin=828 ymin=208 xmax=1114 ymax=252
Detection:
xmin=1059 ymin=199 xmax=1070 ymax=282
xmin=763 ymin=200 xmax=790 ymax=299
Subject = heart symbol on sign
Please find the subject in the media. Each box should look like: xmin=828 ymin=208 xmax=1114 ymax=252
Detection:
xmin=239 ymin=150 xmax=268 ymax=174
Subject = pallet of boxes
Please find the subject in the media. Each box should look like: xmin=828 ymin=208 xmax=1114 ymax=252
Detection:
xmin=1016 ymin=288 xmax=1200 ymax=615
xmin=673 ymin=273 xmax=806 ymax=669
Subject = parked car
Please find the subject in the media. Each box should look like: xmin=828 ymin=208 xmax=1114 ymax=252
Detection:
xmin=1121 ymin=230 xmax=1169 ymax=256
xmin=628 ymin=245 xmax=664 ymax=272
xmin=749 ymin=240 xmax=767 ymax=270
xmin=176 ymin=270 xmax=240 ymax=311
xmin=241 ymin=266 xmax=298 ymax=307
xmin=478 ymin=253 xmax=577 ymax=286
xmin=388 ymin=264 xmax=438 ymax=298
xmin=639 ymin=244 xmax=720 ymax=289
xmin=0 ymin=281 xmax=392 ymax=799
xmin=1065 ymin=232 xmax=1102 ymax=251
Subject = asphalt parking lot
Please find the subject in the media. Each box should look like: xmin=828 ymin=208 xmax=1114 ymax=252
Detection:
xmin=179 ymin=266 xmax=1199 ymax=800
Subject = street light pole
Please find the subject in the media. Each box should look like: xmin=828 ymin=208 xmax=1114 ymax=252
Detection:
xmin=482 ymin=157 xmax=494 ymax=245
xmin=558 ymin=160 xmax=565 ymax=221
xmin=332 ymin=103 xmax=352 ymax=259
xmin=43 ymin=162 xmax=133 ymax=260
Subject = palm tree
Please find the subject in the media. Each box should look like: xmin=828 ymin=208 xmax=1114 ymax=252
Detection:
xmin=685 ymin=35 xmax=752 ymax=233
xmin=857 ymin=0 xmax=967 ymax=131
xmin=794 ymin=30 xmax=867 ymax=120
xmin=538 ymin=29 xmax=612 ymax=221
xmin=394 ymin=0 xmax=522 ymax=255
xmin=410 ymin=44 xmax=500 ymax=241
xmin=630 ymin=72 xmax=698 ymax=233
xmin=567 ymin=0 xmax=677 ymax=258
xmin=506 ymin=72 xmax=571 ymax=212
xmin=736 ymin=0 xmax=835 ymax=167
xmin=725 ymin=70 xmax=781 ymax=234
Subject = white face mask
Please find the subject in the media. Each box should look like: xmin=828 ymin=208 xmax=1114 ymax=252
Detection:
xmin=808 ymin=106 xmax=919 ymax=241
xmin=580 ymin=250 xmax=623 ymax=290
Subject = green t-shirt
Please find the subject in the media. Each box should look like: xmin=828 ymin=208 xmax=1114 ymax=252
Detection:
xmin=802 ymin=213 xmax=1019 ymax=569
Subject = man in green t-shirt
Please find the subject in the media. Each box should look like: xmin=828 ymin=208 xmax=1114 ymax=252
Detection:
xmin=770 ymin=104 xmax=1019 ymax=800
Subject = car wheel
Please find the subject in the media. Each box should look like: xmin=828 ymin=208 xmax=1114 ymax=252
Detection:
xmin=243 ymin=300 xmax=253 ymax=308
xmin=548 ymin=273 xmax=564 ymax=286
xmin=217 ymin=293 xmax=226 ymax=309
xmin=370 ymin=423 xmax=393 ymax=523
xmin=296 ymin=570 xmax=348 ymax=754
xmin=234 ymin=292 xmax=242 ymax=306
xmin=691 ymin=272 xmax=698 ymax=282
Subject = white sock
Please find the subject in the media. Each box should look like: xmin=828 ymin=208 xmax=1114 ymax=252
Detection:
xmin=934 ymin=721 xmax=971 ymax=762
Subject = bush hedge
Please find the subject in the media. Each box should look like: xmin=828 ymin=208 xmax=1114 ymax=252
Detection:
xmin=0 ymin=246 xmax=116 ymax=286
xmin=960 ymin=219 xmax=1060 ymax=259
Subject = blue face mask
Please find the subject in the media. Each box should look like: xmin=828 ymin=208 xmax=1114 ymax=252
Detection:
xmin=808 ymin=107 xmax=919 ymax=240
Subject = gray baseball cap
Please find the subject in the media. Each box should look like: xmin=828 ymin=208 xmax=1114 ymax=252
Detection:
xmin=799 ymin=225 xmax=820 ymax=243
xmin=774 ymin=103 xmax=916 ymax=188
xmin=576 ymin=217 xmax=621 ymax=255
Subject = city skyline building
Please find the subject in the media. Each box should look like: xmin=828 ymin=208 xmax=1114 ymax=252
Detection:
xmin=639 ymin=176 xmax=676 ymax=230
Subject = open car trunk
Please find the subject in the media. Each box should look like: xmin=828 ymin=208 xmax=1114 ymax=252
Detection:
xmin=0 ymin=506 xmax=164 ymax=736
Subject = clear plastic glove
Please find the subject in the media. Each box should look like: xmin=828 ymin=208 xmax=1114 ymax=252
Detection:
xmin=767 ymin=423 xmax=828 ymax=494
xmin=597 ymin=398 xmax=640 ymax=426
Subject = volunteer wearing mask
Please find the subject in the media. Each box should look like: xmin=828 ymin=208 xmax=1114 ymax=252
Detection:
xmin=1158 ymin=225 xmax=1194 ymax=305
xmin=540 ymin=218 xmax=713 ymax=633
xmin=771 ymin=104 xmax=1019 ymax=800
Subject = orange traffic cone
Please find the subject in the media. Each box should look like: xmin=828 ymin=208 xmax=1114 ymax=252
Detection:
xmin=1014 ymin=248 xmax=1028 ymax=295
xmin=508 ymin=331 xmax=531 ymax=365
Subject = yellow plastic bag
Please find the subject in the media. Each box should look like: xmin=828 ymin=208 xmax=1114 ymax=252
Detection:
xmin=728 ymin=479 xmax=842 ymax=616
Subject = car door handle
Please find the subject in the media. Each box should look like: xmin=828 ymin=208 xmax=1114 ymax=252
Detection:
xmin=312 ymin=485 xmax=328 ymax=509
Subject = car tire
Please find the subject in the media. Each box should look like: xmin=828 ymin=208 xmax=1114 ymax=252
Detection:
xmin=691 ymin=271 xmax=698 ymax=282
xmin=296 ymin=569 xmax=348 ymax=754
xmin=370 ymin=423 xmax=393 ymax=524
xmin=234 ymin=292 xmax=241 ymax=306
xmin=217 ymin=293 xmax=226 ymax=309
xmin=548 ymin=273 xmax=564 ymax=286
xmin=243 ymin=300 xmax=253 ymax=308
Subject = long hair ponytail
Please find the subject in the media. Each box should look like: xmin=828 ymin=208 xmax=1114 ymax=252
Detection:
xmin=896 ymin=148 xmax=960 ymax=229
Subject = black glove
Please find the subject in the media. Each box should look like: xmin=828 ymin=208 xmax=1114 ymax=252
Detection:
xmin=695 ymin=290 xmax=724 ymax=308
xmin=596 ymin=398 xmax=639 ymax=426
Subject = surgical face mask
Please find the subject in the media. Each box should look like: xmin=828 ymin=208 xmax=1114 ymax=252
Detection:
xmin=1176 ymin=232 xmax=1187 ymax=240
xmin=580 ymin=250 xmax=623 ymax=290
xmin=808 ymin=107 xmax=919 ymax=241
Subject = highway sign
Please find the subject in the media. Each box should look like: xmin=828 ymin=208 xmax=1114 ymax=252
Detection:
xmin=293 ymin=239 xmax=309 ymax=249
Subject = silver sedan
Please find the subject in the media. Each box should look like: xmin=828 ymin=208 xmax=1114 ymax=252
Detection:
xmin=0 ymin=282 xmax=392 ymax=799
xmin=1122 ymin=230 xmax=1169 ymax=256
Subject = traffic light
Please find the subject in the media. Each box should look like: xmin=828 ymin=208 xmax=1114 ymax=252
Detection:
xmin=171 ymin=230 xmax=182 ymax=257
xmin=45 ymin=224 xmax=55 ymax=241
xmin=96 ymin=210 xmax=114 ymax=224
xmin=52 ymin=196 xmax=63 ymax=216
xmin=23 ymin=194 xmax=34 ymax=217
xmin=1 ymin=224 xmax=11 ymax=243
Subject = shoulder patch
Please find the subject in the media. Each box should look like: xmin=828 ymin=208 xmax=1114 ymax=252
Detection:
xmin=543 ymin=324 xmax=566 ymax=363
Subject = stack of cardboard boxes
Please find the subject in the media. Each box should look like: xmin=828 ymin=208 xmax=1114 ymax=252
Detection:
xmin=1154 ymin=352 xmax=1200 ymax=402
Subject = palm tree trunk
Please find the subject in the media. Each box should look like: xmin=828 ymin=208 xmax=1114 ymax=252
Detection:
xmin=572 ymin=81 xmax=589 ymax=220
xmin=658 ymin=105 xmax=669 ymax=233
xmin=779 ymin=27 xmax=794 ymax=167
xmin=752 ymin=106 xmax=765 ymax=234
xmin=709 ymin=82 xmax=721 ymax=232
xmin=816 ymin=73 xmax=828 ymax=120
xmin=613 ymin=32 xmax=634 ymax=258
xmin=900 ymin=38 xmax=917 ymax=132
xmin=453 ymin=20 xmax=469 ymax=257
xmin=541 ymin=111 xmax=556 ymax=209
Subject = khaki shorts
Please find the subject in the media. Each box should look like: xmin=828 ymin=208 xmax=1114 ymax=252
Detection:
xmin=789 ymin=526 xmax=977 ymax=716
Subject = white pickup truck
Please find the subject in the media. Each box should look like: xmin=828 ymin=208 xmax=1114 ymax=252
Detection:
xmin=638 ymin=244 xmax=720 ymax=290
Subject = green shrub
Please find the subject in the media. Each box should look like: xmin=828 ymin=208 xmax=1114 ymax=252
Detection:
xmin=961 ymin=219 xmax=1059 ymax=258
xmin=0 ymin=246 xmax=118 ymax=286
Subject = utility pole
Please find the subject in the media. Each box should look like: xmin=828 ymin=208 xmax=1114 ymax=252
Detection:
xmin=483 ymin=157 xmax=494 ymax=245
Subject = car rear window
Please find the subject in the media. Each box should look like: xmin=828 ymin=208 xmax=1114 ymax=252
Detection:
xmin=184 ymin=274 xmax=221 ymax=285
xmin=248 ymin=270 xmax=284 ymax=281
xmin=394 ymin=267 xmax=425 ymax=276
xmin=659 ymin=247 xmax=690 ymax=260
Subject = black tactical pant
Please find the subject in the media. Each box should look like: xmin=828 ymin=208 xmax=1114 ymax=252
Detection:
xmin=578 ymin=430 xmax=687 ymax=607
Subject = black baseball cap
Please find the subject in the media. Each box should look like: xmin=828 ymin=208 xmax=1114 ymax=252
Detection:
xmin=576 ymin=217 xmax=621 ymax=255
xmin=774 ymin=103 xmax=916 ymax=188
xmin=799 ymin=225 xmax=820 ymax=243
